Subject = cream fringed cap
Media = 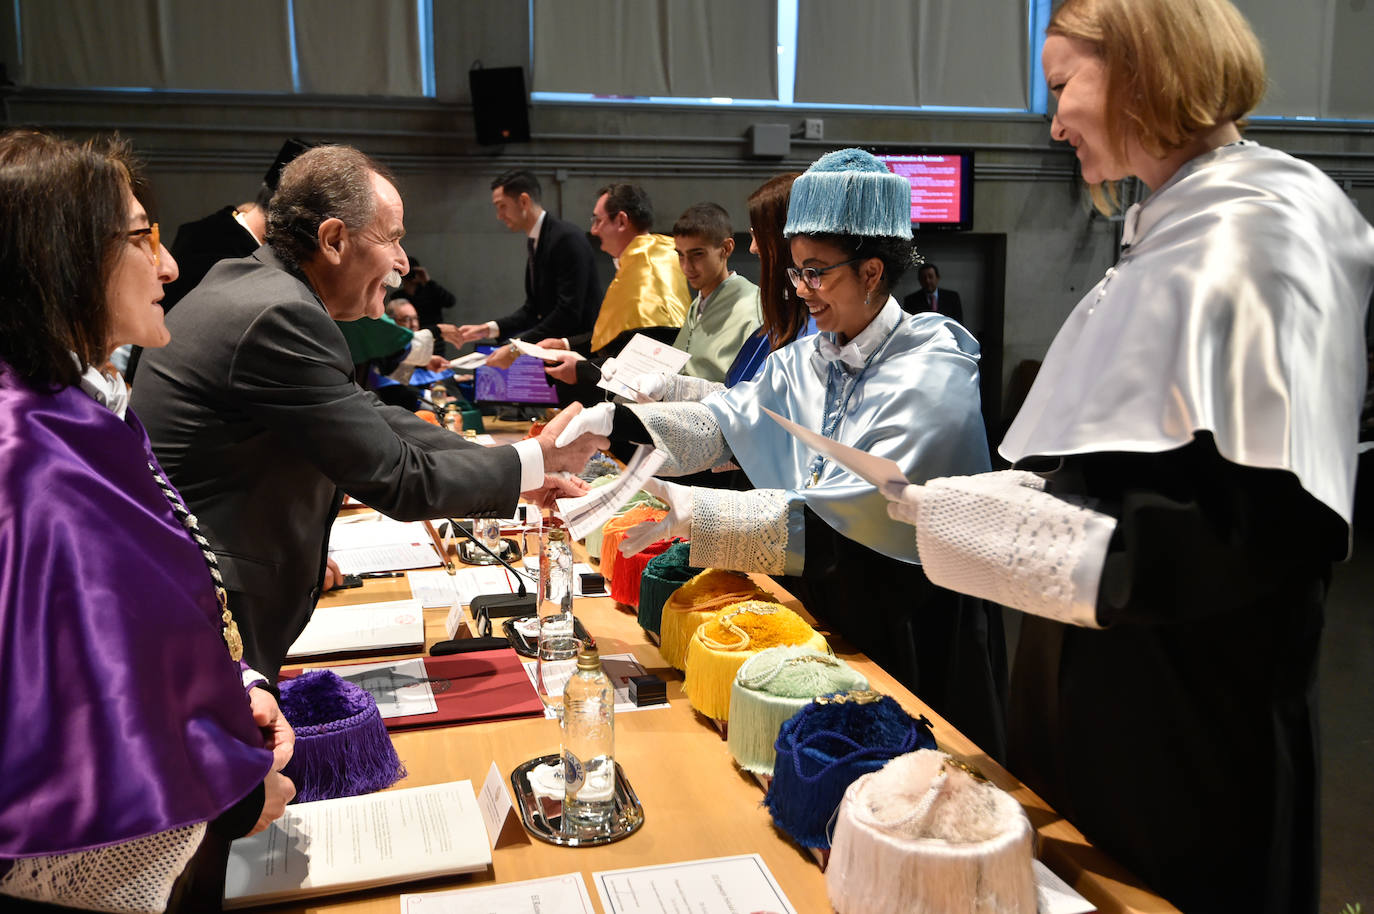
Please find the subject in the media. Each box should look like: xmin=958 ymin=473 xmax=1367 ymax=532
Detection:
xmin=727 ymin=647 xmax=868 ymax=777
xmin=682 ymin=602 xmax=829 ymax=721
xmin=827 ymin=750 xmax=1037 ymax=914
xmin=657 ymin=569 xmax=774 ymax=670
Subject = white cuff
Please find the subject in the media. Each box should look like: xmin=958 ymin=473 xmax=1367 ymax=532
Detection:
xmin=400 ymin=329 xmax=435 ymax=367
xmin=486 ymin=321 xmax=499 ymax=338
xmin=242 ymin=668 xmax=269 ymax=691
xmin=688 ymin=487 xmax=793 ymax=575
xmin=511 ymin=438 xmax=546 ymax=491
xmin=914 ymin=471 xmax=1115 ymax=628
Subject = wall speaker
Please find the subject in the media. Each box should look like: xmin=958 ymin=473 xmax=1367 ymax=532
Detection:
xmin=469 ymin=65 xmax=531 ymax=146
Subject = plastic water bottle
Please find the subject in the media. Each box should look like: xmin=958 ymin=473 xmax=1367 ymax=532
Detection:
xmin=561 ymin=646 xmax=616 ymax=834
xmin=536 ymin=527 xmax=578 ymax=714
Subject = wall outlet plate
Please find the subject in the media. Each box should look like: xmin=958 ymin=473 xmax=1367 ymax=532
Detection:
xmin=803 ymin=117 xmax=824 ymax=140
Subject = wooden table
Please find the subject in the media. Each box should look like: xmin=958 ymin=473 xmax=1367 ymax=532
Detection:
xmin=260 ymin=418 xmax=1179 ymax=913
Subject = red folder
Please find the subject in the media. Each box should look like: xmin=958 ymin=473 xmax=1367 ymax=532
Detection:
xmin=281 ymin=649 xmax=544 ymax=730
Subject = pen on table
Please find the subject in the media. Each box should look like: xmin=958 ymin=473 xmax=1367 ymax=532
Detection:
xmin=422 ymin=519 xmax=457 ymax=575
xmin=357 ymin=571 xmax=404 ymax=579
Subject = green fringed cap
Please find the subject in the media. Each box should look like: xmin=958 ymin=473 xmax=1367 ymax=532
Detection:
xmin=784 ymin=148 xmax=912 ymax=239
xmin=638 ymin=541 xmax=700 ymax=635
xmin=726 ymin=647 xmax=869 ymax=777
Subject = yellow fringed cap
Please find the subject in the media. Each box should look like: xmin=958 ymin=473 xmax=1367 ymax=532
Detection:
xmin=683 ymin=601 xmax=829 ymax=721
xmin=657 ymin=569 xmax=774 ymax=670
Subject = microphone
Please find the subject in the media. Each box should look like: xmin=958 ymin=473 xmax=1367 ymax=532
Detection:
xmin=443 ymin=517 xmax=537 ymax=618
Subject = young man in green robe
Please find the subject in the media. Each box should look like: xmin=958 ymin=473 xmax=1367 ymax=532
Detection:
xmin=671 ymin=203 xmax=761 ymax=382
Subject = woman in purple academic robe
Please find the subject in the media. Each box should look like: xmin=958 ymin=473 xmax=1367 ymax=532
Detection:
xmin=0 ymin=130 xmax=295 ymax=912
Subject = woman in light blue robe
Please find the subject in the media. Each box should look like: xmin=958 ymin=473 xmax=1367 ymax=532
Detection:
xmin=569 ymin=149 xmax=1007 ymax=754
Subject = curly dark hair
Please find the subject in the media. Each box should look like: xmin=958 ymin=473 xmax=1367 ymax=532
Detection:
xmin=0 ymin=129 xmax=141 ymax=388
xmin=801 ymin=232 xmax=921 ymax=298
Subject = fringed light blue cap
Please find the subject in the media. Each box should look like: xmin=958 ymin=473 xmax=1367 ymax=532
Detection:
xmin=784 ymin=148 xmax=912 ymax=239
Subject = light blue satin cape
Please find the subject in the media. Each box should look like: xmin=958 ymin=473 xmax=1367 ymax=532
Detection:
xmin=703 ymin=305 xmax=990 ymax=569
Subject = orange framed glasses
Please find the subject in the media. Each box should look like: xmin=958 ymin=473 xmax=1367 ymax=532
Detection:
xmin=127 ymin=223 xmax=161 ymax=268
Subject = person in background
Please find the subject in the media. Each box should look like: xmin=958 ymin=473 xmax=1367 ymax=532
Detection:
xmin=124 ymin=137 xmax=317 ymax=383
xmin=558 ymin=149 xmax=1007 ymax=756
xmin=452 ymin=169 xmax=602 ymax=366
xmin=539 ymin=183 xmax=691 ymax=405
xmin=884 ymin=1 xmax=1374 ymax=910
xmin=662 ymin=202 xmax=760 ymax=383
xmin=901 ymin=262 xmax=963 ymax=324
xmin=398 ymin=256 xmax=457 ymax=342
xmin=630 ymin=172 xmax=812 ymax=403
xmin=0 ymin=129 xmax=293 ymax=912
xmin=132 ymin=145 xmax=605 ymax=679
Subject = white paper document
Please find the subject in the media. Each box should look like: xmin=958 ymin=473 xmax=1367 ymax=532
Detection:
xmin=285 ymin=600 xmax=425 ymax=659
xmin=522 ymin=652 xmax=664 ymax=719
xmin=512 ymin=338 xmax=585 ymax=362
xmin=312 ymin=657 xmax=438 ymax=718
xmin=555 ymin=445 xmax=667 ymax=541
xmin=223 ymin=781 xmax=491 ymax=909
xmin=329 ymin=517 xmax=442 ymax=574
xmin=1033 ymin=860 xmax=1097 ymax=914
xmin=449 ymin=351 xmax=490 ymax=370
xmin=593 ymin=854 xmax=797 ymax=914
xmin=762 ymin=406 xmax=910 ymax=489
xmin=401 ymin=873 xmax=596 ymax=914
xmin=408 ymin=569 xmax=462 ymax=608
xmin=596 ymin=333 xmax=690 ymax=399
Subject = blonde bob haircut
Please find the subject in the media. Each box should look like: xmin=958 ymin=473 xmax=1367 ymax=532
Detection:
xmin=1049 ymin=0 xmax=1266 ymax=176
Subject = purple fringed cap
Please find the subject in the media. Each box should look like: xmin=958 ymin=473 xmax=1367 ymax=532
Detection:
xmin=278 ymin=670 xmax=406 ymax=803
xmin=765 ymin=693 xmax=935 ymax=849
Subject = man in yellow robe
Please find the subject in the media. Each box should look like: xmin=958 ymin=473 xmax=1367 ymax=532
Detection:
xmin=543 ymin=183 xmax=690 ymax=405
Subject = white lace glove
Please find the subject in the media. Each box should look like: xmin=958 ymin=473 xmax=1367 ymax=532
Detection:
xmin=618 ymin=477 xmax=692 ymax=556
xmin=598 ymin=356 xmax=622 ymax=383
xmin=632 ymin=372 xmax=670 ymax=403
xmin=554 ymin=401 xmax=615 ymax=447
xmin=882 ymin=481 xmax=924 ymax=527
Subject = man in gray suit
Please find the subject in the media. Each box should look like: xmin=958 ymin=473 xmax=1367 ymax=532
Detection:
xmin=134 ymin=145 xmax=605 ymax=677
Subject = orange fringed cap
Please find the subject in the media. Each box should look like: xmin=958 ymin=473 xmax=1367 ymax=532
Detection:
xmin=683 ymin=601 xmax=829 ymax=721
xmin=600 ymin=503 xmax=667 ymax=584
xmin=657 ymin=570 xmax=775 ymax=671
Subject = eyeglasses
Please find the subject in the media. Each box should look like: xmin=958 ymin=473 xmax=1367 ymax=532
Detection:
xmin=127 ymin=223 xmax=161 ymax=268
xmin=786 ymin=256 xmax=864 ymax=290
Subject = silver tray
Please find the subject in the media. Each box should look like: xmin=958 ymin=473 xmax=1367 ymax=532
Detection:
xmin=509 ymin=754 xmax=645 ymax=847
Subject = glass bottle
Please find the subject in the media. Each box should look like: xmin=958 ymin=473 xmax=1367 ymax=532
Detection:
xmin=536 ymin=526 xmax=578 ymax=714
xmin=561 ymin=645 xmax=616 ymax=835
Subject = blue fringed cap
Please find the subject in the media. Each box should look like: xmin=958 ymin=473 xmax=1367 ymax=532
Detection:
xmin=785 ymin=148 xmax=912 ymax=239
xmin=765 ymin=692 xmax=935 ymax=849
xmin=278 ymin=670 xmax=406 ymax=803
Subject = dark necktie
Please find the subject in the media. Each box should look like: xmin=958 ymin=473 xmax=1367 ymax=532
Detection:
xmin=526 ymin=237 xmax=536 ymax=289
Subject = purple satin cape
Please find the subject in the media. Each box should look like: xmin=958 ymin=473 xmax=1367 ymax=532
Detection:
xmin=0 ymin=365 xmax=273 ymax=858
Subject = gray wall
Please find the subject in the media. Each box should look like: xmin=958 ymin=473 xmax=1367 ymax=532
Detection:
xmin=5 ymin=86 xmax=1372 ymax=404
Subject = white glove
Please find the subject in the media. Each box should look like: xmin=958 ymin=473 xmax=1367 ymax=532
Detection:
xmin=632 ymin=372 xmax=670 ymax=403
xmin=882 ymin=481 xmax=924 ymax=527
xmin=554 ymin=401 xmax=615 ymax=447
xmin=618 ymin=477 xmax=692 ymax=556
xmin=598 ymin=356 xmax=621 ymax=383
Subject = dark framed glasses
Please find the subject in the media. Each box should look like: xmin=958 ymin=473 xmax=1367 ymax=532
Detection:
xmin=127 ymin=223 xmax=161 ymax=268
xmin=786 ymin=256 xmax=864 ymax=290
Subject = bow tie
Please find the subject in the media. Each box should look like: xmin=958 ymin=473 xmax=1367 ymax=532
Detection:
xmin=815 ymin=335 xmax=866 ymax=371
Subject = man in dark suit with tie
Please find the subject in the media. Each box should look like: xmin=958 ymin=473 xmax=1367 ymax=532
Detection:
xmin=133 ymin=146 xmax=605 ymax=678
xmin=451 ymin=169 xmax=602 ymax=364
xmin=902 ymin=262 xmax=964 ymax=324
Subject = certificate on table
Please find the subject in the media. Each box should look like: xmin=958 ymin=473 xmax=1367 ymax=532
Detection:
xmin=594 ymin=854 xmax=797 ymax=914
xmin=401 ymin=872 xmax=596 ymax=913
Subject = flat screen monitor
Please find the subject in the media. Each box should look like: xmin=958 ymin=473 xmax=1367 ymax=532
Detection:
xmin=870 ymin=149 xmax=975 ymax=231
xmin=472 ymin=347 xmax=559 ymax=406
